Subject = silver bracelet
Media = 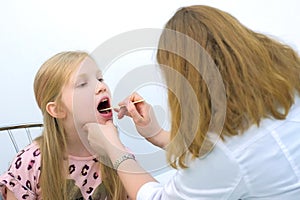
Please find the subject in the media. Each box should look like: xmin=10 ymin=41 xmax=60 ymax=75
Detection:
xmin=113 ymin=153 xmax=136 ymax=170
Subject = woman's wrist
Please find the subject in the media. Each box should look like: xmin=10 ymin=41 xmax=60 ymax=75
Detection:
xmin=103 ymin=140 xmax=131 ymax=166
xmin=145 ymin=129 xmax=170 ymax=149
xmin=113 ymin=153 xmax=136 ymax=170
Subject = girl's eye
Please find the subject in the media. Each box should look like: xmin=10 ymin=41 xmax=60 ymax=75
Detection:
xmin=98 ymin=78 xmax=104 ymax=82
xmin=77 ymin=82 xmax=87 ymax=87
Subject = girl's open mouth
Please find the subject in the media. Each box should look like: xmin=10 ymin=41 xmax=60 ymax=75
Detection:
xmin=97 ymin=98 xmax=112 ymax=116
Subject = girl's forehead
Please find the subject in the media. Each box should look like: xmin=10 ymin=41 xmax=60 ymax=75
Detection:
xmin=67 ymin=61 xmax=102 ymax=83
xmin=77 ymin=57 xmax=102 ymax=74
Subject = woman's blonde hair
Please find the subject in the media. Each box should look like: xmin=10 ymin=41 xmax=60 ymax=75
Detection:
xmin=34 ymin=51 xmax=127 ymax=199
xmin=157 ymin=5 xmax=300 ymax=168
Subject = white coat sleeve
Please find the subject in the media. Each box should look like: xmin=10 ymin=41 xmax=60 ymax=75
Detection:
xmin=137 ymin=142 xmax=246 ymax=200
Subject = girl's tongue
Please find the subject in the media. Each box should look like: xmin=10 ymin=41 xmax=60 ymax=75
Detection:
xmin=97 ymin=98 xmax=113 ymax=118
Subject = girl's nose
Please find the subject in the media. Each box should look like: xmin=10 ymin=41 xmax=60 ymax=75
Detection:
xmin=95 ymin=82 xmax=106 ymax=94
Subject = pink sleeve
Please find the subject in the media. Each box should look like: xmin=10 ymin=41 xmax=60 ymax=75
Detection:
xmin=0 ymin=143 xmax=41 ymax=199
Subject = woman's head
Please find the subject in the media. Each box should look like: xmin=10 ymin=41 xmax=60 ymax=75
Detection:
xmin=157 ymin=5 xmax=300 ymax=168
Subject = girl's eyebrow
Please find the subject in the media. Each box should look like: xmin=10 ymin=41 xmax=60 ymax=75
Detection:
xmin=75 ymin=69 xmax=102 ymax=81
xmin=76 ymin=73 xmax=88 ymax=80
xmin=73 ymin=73 xmax=88 ymax=85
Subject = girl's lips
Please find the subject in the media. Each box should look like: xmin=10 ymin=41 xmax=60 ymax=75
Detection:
xmin=98 ymin=110 xmax=113 ymax=119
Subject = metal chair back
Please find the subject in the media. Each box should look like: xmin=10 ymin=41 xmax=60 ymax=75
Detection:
xmin=0 ymin=123 xmax=43 ymax=153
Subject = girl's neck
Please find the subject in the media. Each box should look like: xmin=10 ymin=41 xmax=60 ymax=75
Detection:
xmin=66 ymin=138 xmax=92 ymax=157
xmin=64 ymin=123 xmax=92 ymax=157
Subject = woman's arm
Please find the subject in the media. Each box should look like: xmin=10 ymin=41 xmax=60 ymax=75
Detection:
xmin=84 ymin=122 xmax=157 ymax=200
xmin=85 ymin=121 xmax=243 ymax=200
xmin=145 ymin=129 xmax=170 ymax=149
xmin=107 ymin=141 xmax=157 ymax=200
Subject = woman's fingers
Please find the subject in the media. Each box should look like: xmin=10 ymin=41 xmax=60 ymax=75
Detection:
xmin=115 ymin=106 xmax=131 ymax=119
xmin=127 ymin=101 xmax=144 ymax=124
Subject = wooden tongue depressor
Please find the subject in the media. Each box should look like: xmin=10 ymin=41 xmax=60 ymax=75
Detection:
xmin=98 ymin=99 xmax=145 ymax=112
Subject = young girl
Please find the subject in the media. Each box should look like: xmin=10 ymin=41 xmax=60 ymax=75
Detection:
xmin=0 ymin=51 xmax=127 ymax=199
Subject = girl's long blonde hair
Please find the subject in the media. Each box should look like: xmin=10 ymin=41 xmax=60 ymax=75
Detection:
xmin=157 ymin=5 xmax=300 ymax=168
xmin=34 ymin=51 xmax=127 ymax=199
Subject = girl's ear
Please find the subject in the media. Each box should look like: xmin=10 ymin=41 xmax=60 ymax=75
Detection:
xmin=46 ymin=102 xmax=66 ymax=118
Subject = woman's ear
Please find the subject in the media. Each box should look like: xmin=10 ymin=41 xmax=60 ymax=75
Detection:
xmin=46 ymin=102 xmax=66 ymax=118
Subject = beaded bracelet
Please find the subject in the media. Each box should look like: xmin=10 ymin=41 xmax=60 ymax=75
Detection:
xmin=113 ymin=153 xmax=136 ymax=170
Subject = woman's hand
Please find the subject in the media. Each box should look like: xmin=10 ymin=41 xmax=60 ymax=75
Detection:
xmin=84 ymin=120 xmax=125 ymax=157
xmin=115 ymin=93 xmax=170 ymax=148
xmin=116 ymin=93 xmax=162 ymax=138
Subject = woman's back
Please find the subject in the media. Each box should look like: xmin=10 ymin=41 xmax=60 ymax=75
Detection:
xmin=138 ymin=96 xmax=300 ymax=199
xmin=222 ymin=95 xmax=300 ymax=199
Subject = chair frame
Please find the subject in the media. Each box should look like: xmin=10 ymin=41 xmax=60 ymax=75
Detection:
xmin=0 ymin=123 xmax=43 ymax=152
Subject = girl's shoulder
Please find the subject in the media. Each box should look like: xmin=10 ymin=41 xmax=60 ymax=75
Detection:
xmin=10 ymin=142 xmax=42 ymax=173
xmin=15 ymin=142 xmax=41 ymax=162
xmin=5 ymin=141 xmax=41 ymax=173
xmin=0 ymin=142 xmax=42 ymax=199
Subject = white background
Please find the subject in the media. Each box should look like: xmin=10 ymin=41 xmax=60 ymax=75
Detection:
xmin=0 ymin=0 xmax=299 ymax=178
